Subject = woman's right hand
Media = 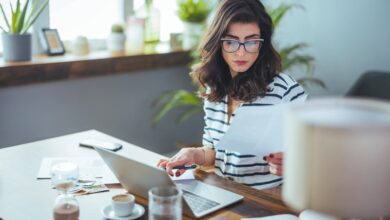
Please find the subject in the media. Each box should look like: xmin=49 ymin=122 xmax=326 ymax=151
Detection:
xmin=157 ymin=148 xmax=200 ymax=177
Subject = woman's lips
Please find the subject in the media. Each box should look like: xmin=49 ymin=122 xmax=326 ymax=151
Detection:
xmin=234 ymin=61 xmax=248 ymax=66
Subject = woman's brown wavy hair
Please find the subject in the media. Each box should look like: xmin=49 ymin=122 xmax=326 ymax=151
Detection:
xmin=192 ymin=0 xmax=281 ymax=102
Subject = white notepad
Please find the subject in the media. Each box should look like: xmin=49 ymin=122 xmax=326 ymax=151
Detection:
xmin=37 ymin=157 xmax=119 ymax=184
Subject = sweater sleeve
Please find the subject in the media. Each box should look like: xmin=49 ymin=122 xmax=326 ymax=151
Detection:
xmin=202 ymin=99 xmax=215 ymax=149
xmin=280 ymin=74 xmax=308 ymax=103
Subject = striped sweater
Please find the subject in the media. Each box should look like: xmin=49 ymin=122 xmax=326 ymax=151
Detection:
xmin=202 ymin=73 xmax=307 ymax=190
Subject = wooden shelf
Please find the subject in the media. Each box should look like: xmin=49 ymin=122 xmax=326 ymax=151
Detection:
xmin=0 ymin=48 xmax=191 ymax=88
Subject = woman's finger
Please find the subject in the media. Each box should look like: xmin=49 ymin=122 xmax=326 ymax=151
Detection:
xmin=269 ymin=152 xmax=283 ymax=159
xmin=175 ymin=169 xmax=186 ymax=177
xmin=157 ymin=159 xmax=168 ymax=168
xmin=269 ymin=163 xmax=283 ymax=176
xmin=263 ymin=156 xmax=282 ymax=165
xmin=166 ymin=159 xmax=188 ymax=176
xmin=267 ymin=158 xmax=283 ymax=165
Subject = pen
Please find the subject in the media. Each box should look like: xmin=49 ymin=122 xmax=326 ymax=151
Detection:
xmin=163 ymin=164 xmax=197 ymax=170
xmin=173 ymin=164 xmax=197 ymax=170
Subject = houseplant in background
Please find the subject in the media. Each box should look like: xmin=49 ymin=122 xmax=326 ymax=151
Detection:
xmin=177 ymin=0 xmax=212 ymax=50
xmin=268 ymin=4 xmax=325 ymax=88
xmin=152 ymin=3 xmax=325 ymax=126
xmin=107 ymin=23 xmax=126 ymax=54
xmin=0 ymin=0 xmax=49 ymax=61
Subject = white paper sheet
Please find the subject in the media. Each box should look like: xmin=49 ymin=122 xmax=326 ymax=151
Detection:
xmin=170 ymin=169 xmax=195 ymax=181
xmin=37 ymin=157 xmax=119 ymax=184
xmin=215 ymin=100 xmax=304 ymax=157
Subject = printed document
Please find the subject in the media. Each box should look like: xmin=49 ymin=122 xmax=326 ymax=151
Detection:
xmin=215 ymin=101 xmax=304 ymax=156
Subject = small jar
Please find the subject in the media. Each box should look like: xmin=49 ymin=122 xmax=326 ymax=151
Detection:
xmin=72 ymin=36 xmax=90 ymax=55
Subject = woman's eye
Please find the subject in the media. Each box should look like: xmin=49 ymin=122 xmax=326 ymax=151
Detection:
xmin=226 ymin=40 xmax=236 ymax=45
xmin=246 ymin=41 xmax=257 ymax=46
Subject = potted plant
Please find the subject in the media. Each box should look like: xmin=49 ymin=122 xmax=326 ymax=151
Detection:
xmin=107 ymin=23 xmax=126 ymax=54
xmin=177 ymin=0 xmax=212 ymax=49
xmin=0 ymin=0 xmax=49 ymax=61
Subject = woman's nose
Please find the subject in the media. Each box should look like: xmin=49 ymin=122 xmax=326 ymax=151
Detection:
xmin=235 ymin=45 xmax=246 ymax=56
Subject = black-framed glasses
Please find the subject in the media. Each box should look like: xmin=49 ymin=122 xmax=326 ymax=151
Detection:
xmin=221 ymin=38 xmax=264 ymax=53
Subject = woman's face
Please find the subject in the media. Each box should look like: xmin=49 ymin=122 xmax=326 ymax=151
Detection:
xmin=222 ymin=22 xmax=261 ymax=78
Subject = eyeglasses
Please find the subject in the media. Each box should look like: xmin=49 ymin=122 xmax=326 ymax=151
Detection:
xmin=221 ymin=38 xmax=264 ymax=53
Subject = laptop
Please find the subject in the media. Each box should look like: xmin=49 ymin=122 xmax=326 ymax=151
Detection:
xmin=95 ymin=147 xmax=243 ymax=218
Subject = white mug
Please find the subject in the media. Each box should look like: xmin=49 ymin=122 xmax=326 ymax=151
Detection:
xmin=111 ymin=194 xmax=135 ymax=217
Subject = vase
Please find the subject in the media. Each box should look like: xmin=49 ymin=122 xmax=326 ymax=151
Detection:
xmin=126 ymin=16 xmax=145 ymax=54
xmin=1 ymin=33 xmax=32 ymax=61
xmin=182 ymin=22 xmax=205 ymax=50
xmin=135 ymin=0 xmax=160 ymax=44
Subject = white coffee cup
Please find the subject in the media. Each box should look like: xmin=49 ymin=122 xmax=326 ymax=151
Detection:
xmin=111 ymin=194 xmax=135 ymax=217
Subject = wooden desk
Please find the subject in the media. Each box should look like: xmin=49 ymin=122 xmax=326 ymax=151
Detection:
xmin=0 ymin=130 xmax=294 ymax=219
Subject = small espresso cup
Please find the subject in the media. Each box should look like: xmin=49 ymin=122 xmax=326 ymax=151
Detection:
xmin=111 ymin=194 xmax=135 ymax=217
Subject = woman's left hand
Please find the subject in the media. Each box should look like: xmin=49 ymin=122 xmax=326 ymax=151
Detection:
xmin=264 ymin=152 xmax=283 ymax=176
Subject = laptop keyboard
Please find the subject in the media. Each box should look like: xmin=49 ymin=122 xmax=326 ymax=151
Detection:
xmin=182 ymin=190 xmax=220 ymax=214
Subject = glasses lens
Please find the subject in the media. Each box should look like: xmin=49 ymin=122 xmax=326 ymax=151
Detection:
xmin=223 ymin=40 xmax=239 ymax=53
xmin=244 ymin=40 xmax=261 ymax=53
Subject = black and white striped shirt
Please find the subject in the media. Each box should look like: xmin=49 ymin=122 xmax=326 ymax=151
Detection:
xmin=202 ymin=73 xmax=307 ymax=190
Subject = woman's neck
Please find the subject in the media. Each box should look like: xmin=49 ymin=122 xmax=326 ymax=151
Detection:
xmin=227 ymin=96 xmax=241 ymax=123
xmin=230 ymin=69 xmax=239 ymax=78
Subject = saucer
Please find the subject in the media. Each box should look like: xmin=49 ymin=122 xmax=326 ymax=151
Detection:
xmin=101 ymin=203 xmax=145 ymax=220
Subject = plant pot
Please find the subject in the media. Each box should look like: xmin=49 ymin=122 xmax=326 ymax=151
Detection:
xmin=107 ymin=33 xmax=126 ymax=53
xmin=182 ymin=22 xmax=205 ymax=50
xmin=72 ymin=36 xmax=90 ymax=55
xmin=1 ymin=33 xmax=32 ymax=61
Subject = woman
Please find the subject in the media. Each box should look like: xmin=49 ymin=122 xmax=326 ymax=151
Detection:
xmin=158 ymin=0 xmax=307 ymax=190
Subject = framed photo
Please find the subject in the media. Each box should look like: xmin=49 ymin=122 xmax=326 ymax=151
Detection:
xmin=39 ymin=28 xmax=65 ymax=55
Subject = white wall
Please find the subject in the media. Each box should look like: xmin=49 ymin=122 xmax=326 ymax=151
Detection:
xmin=0 ymin=67 xmax=203 ymax=153
xmin=264 ymin=0 xmax=390 ymax=96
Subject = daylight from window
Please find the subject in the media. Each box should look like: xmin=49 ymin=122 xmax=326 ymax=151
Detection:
xmin=50 ymin=0 xmax=122 ymax=41
xmin=50 ymin=0 xmax=182 ymax=42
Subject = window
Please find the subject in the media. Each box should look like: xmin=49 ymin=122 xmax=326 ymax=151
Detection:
xmin=49 ymin=0 xmax=123 ymax=41
xmin=50 ymin=0 xmax=182 ymax=43
xmin=0 ymin=0 xmax=184 ymax=54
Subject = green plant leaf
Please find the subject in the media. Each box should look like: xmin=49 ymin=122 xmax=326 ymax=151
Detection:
xmin=152 ymin=90 xmax=201 ymax=126
xmin=178 ymin=106 xmax=202 ymax=123
xmin=279 ymin=43 xmax=308 ymax=58
xmin=267 ymin=4 xmax=293 ymax=29
xmin=10 ymin=2 xmax=16 ymax=33
xmin=151 ymin=90 xmax=175 ymax=108
xmin=177 ymin=0 xmax=211 ymax=23
xmin=279 ymin=43 xmax=315 ymax=76
xmin=23 ymin=0 xmax=39 ymax=31
xmin=0 ymin=4 xmax=11 ymax=31
xmin=297 ymin=77 xmax=327 ymax=89
xmin=21 ymin=0 xmax=48 ymax=34
xmin=1 ymin=0 xmax=48 ymax=34
xmin=283 ymin=54 xmax=314 ymax=73
xmin=15 ymin=0 xmax=30 ymax=33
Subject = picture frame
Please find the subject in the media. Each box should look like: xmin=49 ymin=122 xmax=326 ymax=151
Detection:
xmin=39 ymin=28 xmax=65 ymax=55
